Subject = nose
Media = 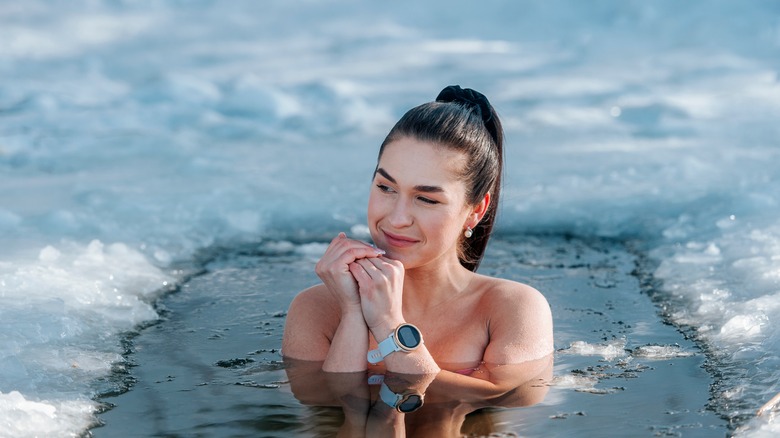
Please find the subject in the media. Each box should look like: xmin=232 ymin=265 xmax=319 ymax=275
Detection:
xmin=388 ymin=197 xmax=413 ymax=228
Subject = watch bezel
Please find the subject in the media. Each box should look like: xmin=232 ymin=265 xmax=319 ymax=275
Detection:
xmin=379 ymin=381 xmax=425 ymax=413
xmin=395 ymin=392 xmax=424 ymax=413
xmin=393 ymin=323 xmax=422 ymax=352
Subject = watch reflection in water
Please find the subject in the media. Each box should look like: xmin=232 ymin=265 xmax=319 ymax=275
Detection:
xmin=283 ymin=355 xmax=553 ymax=437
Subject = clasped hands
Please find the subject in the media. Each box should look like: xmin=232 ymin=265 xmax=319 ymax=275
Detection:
xmin=316 ymin=232 xmax=406 ymax=338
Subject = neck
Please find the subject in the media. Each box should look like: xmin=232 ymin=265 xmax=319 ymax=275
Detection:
xmin=401 ymin=254 xmax=474 ymax=317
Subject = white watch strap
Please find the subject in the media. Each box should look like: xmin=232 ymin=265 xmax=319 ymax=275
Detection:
xmin=367 ymin=374 xmax=385 ymax=385
xmin=367 ymin=333 xmax=400 ymax=364
xmin=379 ymin=382 xmax=401 ymax=408
xmin=378 ymin=381 xmax=424 ymax=413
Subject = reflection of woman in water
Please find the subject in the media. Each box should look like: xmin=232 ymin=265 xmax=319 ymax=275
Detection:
xmin=282 ymin=86 xmax=554 ymax=435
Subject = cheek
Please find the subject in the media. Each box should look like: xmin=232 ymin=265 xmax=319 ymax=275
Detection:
xmin=366 ymin=191 xmax=388 ymax=234
xmin=441 ymin=209 xmax=473 ymax=243
xmin=422 ymin=211 xmax=462 ymax=242
xmin=367 ymin=192 xmax=381 ymax=221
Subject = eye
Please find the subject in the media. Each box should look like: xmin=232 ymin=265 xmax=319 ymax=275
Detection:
xmin=376 ymin=184 xmax=395 ymax=193
xmin=417 ymin=196 xmax=439 ymax=205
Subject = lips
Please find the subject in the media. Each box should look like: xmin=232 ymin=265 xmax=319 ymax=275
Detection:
xmin=382 ymin=230 xmax=419 ymax=248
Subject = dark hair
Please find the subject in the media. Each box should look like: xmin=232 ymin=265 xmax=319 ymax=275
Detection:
xmin=377 ymin=86 xmax=504 ymax=271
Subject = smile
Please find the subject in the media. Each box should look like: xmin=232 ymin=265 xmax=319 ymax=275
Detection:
xmin=382 ymin=230 xmax=419 ymax=248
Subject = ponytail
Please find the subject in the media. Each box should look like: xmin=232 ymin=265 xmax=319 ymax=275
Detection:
xmin=378 ymin=85 xmax=504 ymax=271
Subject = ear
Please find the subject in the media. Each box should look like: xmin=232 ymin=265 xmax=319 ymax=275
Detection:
xmin=466 ymin=192 xmax=491 ymax=229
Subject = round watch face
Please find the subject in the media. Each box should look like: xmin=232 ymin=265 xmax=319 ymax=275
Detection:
xmin=397 ymin=394 xmax=423 ymax=413
xmin=396 ymin=324 xmax=421 ymax=350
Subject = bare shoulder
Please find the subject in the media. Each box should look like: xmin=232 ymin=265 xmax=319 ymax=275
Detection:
xmin=288 ymin=283 xmax=337 ymax=314
xmin=477 ymin=275 xmax=551 ymax=315
xmin=285 ymin=283 xmax=341 ymax=331
xmin=282 ymin=284 xmax=339 ymax=360
xmin=476 ymin=275 xmax=554 ymax=363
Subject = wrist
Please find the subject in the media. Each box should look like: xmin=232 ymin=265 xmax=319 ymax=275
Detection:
xmin=341 ymin=305 xmax=366 ymax=319
xmin=371 ymin=317 xmax=406 ymax=341
xmin=367 ymin=322 xmax=424 ymax=364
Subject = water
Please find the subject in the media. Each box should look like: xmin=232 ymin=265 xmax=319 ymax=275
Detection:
xmin=1 ymin=0 xmax=779 ymax=436
xmin=93 ymin=236 xmax=725 ymax=437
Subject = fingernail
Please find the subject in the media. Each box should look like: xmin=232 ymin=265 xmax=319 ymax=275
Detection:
xmin=368 ymin=243 xmax=385 ymax=254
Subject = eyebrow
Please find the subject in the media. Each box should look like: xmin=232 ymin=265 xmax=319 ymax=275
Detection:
xmin=375 ymin=168 xmax=445 ymax=193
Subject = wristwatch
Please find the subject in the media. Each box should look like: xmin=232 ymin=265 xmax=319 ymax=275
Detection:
xmin=379 ymin=382 xmax=424 ymax=413
xmin=367 ymin=323 xmax=422 ymax=364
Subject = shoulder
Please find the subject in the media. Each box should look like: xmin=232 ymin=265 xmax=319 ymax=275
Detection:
xmin=477 ymin=276 xmax=551 ymax=316
xmin=286 ymin=284 xmax=340 ymax=328
xmin=476 ymin=276 xmax=554 ymax=362
xmin=289 ymin=283 xmax=336 ymax=311
xmin=282 ymin=284 xmax=340 ymax=360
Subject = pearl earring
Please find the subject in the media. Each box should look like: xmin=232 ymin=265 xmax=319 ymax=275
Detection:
xmin=464 ymin=227 xmax=473 ymax=238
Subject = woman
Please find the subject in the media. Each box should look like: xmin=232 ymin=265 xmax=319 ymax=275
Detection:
xmin=282 ymin=85 xmax=553 ymax=383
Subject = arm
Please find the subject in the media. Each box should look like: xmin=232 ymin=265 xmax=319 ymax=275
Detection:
xmin=323 ymin=306 xmax=370 ymax=373
xmin=281 ymin=233 xmax=385 ymax=372
xmin=361 ymin=274 xmax=551 ymax=402
xmin=282 ymin=286 xmax=335 ymax=362
xmin=427 ymin=283 xmax=554 ymax=406
xmin=349 ymin=257 xmax=440 ymax=375
xmin=283 ymin=283 xmax=369 ymax=372
xmin=424 ymin=355 xmax=553 ymax=408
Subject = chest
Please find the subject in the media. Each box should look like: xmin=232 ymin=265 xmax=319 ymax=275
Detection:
xmin=368 ymin=304 xmax=489 ymax=367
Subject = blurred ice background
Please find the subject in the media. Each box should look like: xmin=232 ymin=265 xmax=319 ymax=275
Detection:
xmin=1 ymin=1 xmax=779 ymax=435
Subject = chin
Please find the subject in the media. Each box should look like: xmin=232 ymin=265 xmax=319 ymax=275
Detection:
xmin=380 ymin=248 xmax=412 ymax=267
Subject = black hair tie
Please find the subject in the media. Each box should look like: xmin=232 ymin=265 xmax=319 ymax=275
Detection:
xmin=435 ymin=85 xmax=496 ymax=141
xmin=436 ymin=85 xmax=499 ymax=145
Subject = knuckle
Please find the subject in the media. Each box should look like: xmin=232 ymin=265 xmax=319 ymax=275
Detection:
xmin=346 ymin=248 xmax=364 ymax=259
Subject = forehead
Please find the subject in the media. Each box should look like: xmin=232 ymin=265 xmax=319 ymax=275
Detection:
xmin=377 ymin=138 xmax=467 ymax=186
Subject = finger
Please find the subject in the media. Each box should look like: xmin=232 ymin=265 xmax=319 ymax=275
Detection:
xmin=329 ymin=234 xmax=376 ymax=252
xmin=365 ymin=256 xmax=403 ymax=276
xmin=327 ymin=232 xmax=347 ymax=246
xmin=378 ymin=256 xmax=404 ymax=270
xmin=323 ymin=235 xmax=380 ymax=263
xmin=318 ymin=236 xmax=369 ymax=278
xmin=365 ymin=256 xmax=388 ymax=268
xmin=354 ymin=257 xmax=386 ymax=280
xmin=361 ymin=256 xmax=392 ymax=272
xmin=328 ymin=233 xmax=376 ymax=254
xmin=334 ymin=233 xmax=384 ymax=252
xmin=347 ymin=238 xmax=385 ymax=255
xmin=348 ymin=262 xmax=372 ymax=287
xmin=320 ymin=233 xmax=348 ymax=262
xmin=330 ymin=232 xmax=375 ymax=250
xmin=334 ymin=241 xmax=386 ymax=265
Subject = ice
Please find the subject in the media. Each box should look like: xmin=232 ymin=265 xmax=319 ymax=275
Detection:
xmin=0 ymin=239 xmax=174 ymax=434
xmin=630 ymin=345 xmax=694 ymax=360
xmin=2 ymin=0 xmax=780 ymax=435
xmin=559 ymin=340 xmax=627 ymax=361
xmin=0 ymin=391 xmax=96 ymax=438
xmin=550 ymin=374 xmax=599 ymax=391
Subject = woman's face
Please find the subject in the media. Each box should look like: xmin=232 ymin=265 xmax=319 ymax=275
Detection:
xmin=368 ymin=137 xmax=476 ymax=269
